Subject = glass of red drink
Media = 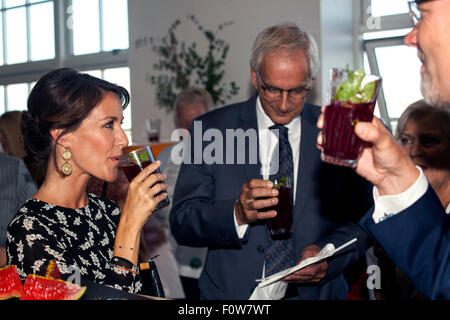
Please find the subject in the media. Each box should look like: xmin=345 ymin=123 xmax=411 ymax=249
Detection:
xmin=321 ymin=68 xmax=382 ymax=167
xmin=267 ymin=177 xmax=293 ymax=236
xmin=146 ymin=118 xmax=161 ymax=143
xmin=120 ymin=145 xmax=170 ymax=211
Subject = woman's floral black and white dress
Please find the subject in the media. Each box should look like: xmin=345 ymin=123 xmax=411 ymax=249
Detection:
xmin=6 ymin=193 xmax=143 ymax=294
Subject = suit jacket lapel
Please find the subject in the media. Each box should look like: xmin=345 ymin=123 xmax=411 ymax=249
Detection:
xmin=239 ymin=96 xmax=262 ymax=182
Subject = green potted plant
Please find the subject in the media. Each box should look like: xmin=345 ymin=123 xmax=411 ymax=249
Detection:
xmin=149 ymin=15 xmax=240 ymax=113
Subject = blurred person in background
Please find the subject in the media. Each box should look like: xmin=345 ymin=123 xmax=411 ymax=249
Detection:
xmin=154 ymin=87 xmax=212 ymax=299
xmin=0 ymin=111 xmax=27 ymax=159
xmin=0 ymin=111 xmax=45 ymax=186
xmin=373 ymin=101 xmax=450 ymax=300
xmin=395 ymin=100 xmax=450 ymax=212
xmin=0 ymin=153 xmax=36 ymax=267
xmin=0 ymin=111 xmax=37 ymax=267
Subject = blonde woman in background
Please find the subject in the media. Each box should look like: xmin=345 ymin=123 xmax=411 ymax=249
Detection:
xmin=395 ymin=100 xmax=450 ymax=212
xmin=0 ymin=111 xmax=27 ymax=158
xmin=373 ymin=100 xmax=450 ymax=300
xmin=0 ymin=111 xmax=45 ymax=186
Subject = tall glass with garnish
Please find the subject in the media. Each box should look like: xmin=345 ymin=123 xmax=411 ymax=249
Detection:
xmin=267 ymin=176 xmax=293 ymax=236
xmin=321 ymin=67 xmax=382 ymax=167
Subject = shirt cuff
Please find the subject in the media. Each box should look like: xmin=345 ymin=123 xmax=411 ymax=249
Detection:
xmin=372 ymin=166 xmax=428 ymax=223
xmin=233 ymin=200 xmax=249 ymax=239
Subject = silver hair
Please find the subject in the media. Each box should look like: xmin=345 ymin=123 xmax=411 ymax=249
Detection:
xmin=174 ymin=87 xmax=214 ymax=125
xmin=395 ymin=99 xmax=450 ymax=141
xmin=250 ymin=22 xmax=320 ymax=83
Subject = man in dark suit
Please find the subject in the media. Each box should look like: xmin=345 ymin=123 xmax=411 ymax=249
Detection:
xmin=317 ymin=0 xmax=450 ymax=299
xmin=170 ymin=22 xmax=373 ymax=300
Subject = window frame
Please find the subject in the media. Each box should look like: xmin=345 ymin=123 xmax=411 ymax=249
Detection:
xmin=0 ymin=0 xmax=129 ymax=95
xmin=360 ymin=0 xmax=412 ymax=33
xmin=358 ymin=0 xmax=417 ymax=132
xmin=364 ymin=36 xmax=406 ymax=130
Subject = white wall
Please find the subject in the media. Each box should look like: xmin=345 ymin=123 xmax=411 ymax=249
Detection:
xmin=320 ymin=0 xmax=355 ymax=103
xmin=128 ymin=0 xmax=354 ymax=143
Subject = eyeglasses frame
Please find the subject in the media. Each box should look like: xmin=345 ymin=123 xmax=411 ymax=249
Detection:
xmin=255 ymin=71 xmax=311 ymax=101
xmin=408 ymin=1 xmax=421 ymax=27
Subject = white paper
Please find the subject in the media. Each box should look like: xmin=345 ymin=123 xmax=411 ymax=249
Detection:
xmin=249 ymin=280 xmax=288 ymax=300
xmin=256 ymin=238 xmax=357 ymax=288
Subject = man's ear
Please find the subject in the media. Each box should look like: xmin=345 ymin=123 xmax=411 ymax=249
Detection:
xmin=309 ymin=77 xmax=317 ymax=90
xmin=250 ymin=67 xmax=259 ymax=90
xmin=0 ymin=130 xmax=6 ymax=152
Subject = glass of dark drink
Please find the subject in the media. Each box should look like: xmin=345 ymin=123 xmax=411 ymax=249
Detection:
xmin=120 ymin=145 xmax=170 ymax=211
xmin=267 ymin=177 xmax=293 ymax=236
xmin=146 ymin=118 xmax=161 ymax=143
xmin=321 ymin=67 xmax=382 ymax=167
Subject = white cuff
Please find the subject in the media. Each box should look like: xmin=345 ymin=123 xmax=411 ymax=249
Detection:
xmin=233 ymin=200 xmax=249 ymax=239
xmin=372 ymin=166 xmax=428 ymax=223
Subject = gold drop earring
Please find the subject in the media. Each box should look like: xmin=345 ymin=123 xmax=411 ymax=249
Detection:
xmin=61 ymin=148 xmax=72 ymax=176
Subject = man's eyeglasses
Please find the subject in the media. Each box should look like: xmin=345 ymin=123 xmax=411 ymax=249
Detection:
xmin=408 ymin=1 xmax=422 ymax=27
xmin=255 ymin=72 xmax=310 ymax=101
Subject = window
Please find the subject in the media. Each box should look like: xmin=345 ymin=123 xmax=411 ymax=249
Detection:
xmin=0 ymin=0 xmax=55 ymax=65
xmin=6 ymin=82 xmax=30 ymax=111
xmin=71 ymin=0 xmax=129 ymax=56
xmin=0 ymin=86 xmax=5 ymax=115
xmin=84 ymin=66 xmax=132 ymax=142
xmin=0 ymin=0 xmax=131 ymax=138
xmin=370 ymin=0 xmax=408 ymax=17
xmin=359 ymin=0 xmax=422 ymax=133
xmin=0 ymin=82 xmax=33 ymax=114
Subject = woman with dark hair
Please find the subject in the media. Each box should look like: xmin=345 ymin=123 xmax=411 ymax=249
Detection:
xmin=6 ymin=68 xmax=168 ymax=293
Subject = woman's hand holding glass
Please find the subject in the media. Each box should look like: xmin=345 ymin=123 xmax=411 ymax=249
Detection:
xmin=121 ymin=160 xmax=168 ymax=229
xmin=114 ymin=160 xmax=168 ymax=265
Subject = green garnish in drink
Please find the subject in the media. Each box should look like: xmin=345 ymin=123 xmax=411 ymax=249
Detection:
xmin=334 ymin=65 xmax=376 ymax=104
xmin=274 ymin=176 xmax=289 ymax=188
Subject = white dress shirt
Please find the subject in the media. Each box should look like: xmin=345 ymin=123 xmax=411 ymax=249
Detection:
xmin=235 ymin=97 xmax=301 ymax=237
xmin=372 ymin=167 xmax=427 ymax=223
xmin=232 ymin=97 xmax=302 ymax=299
xmin=372 ymin=166 xmax=450 ymax=223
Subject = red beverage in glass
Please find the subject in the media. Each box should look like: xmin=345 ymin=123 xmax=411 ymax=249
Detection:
xmin=146 ymin=119 xmax=161 ymax=143
xmin=268 ymin=185 xmax=293 ymax=235
xmin=321 ymin=67 xmax=382 ymax=167
xmin=122 ymin=160 xmax=152 ymax=181
xmin=121 ymin=146 xmax=169 ymax=211
xmin=148 ymin=134 xmax=159 ymax=143
xmin=322 ymin=101 xmax=375 ymax=164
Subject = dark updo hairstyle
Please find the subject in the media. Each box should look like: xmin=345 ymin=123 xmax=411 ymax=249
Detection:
xmin=21 ymin=68 xmax=130 ymax=167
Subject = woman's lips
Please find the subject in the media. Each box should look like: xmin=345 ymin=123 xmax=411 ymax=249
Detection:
xmin=111 ymin=156 xmax=122 ymax=167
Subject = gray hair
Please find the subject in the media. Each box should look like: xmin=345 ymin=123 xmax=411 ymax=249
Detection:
xmin=250 ymin=22 xmax=320 ymax=83
xmin=395 ymin=99 xmax=450 ymax=141
xmin=174 ymin=87 xmax=214 ymax=124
